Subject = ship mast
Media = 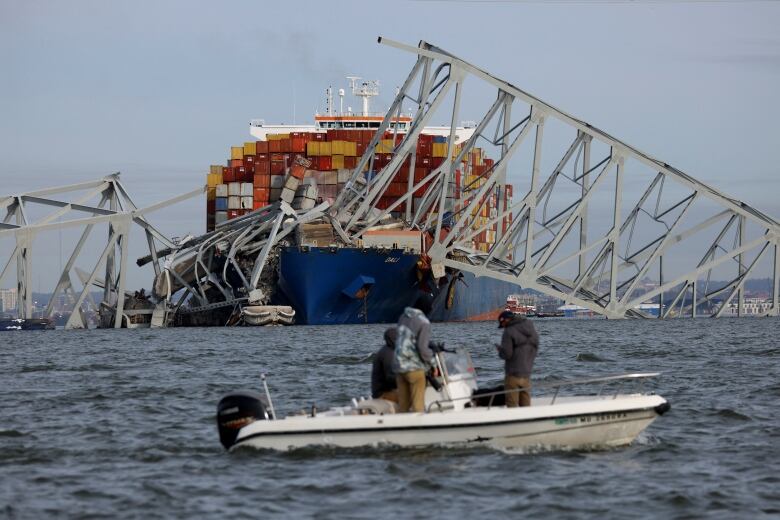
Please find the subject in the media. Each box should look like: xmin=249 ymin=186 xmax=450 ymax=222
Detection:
xmin=347 ymin=76 xmax=379 ymax=116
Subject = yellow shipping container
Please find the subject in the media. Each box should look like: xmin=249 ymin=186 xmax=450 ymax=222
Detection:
xmin=207 ymin=186 xmax=216 ymax=201
xmin=307 ymin=141 xmax=321 ymax=156
xmin=432 ymin=143 xmax=448 ymax=158
xmin=320 ymin=142 xmax=332 ymax=156
xmin=231 ymin=147 xmax=243 ymax=160
xmin=346 ymin=141 xmax=357 ymax=157
xmin=332 ymin=154 xmax=345 ymax=170
xmin=375 ymin=140 xmax=394 ymax=154
xmin=207 ymin=173 xmax=222 ymax=187
xmin=267 ymin=133 xmax=289 ymax=141
xmin=243 ymin=141 xmax=256 ymax=156
xmin=331 ymin=140 xmax=346 ymax=155
xmin=210 ymin=165 xmax=223 ymax=175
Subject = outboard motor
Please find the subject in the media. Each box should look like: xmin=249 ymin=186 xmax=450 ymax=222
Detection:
xmin=216 ymin=391 xmax=269 ymax=450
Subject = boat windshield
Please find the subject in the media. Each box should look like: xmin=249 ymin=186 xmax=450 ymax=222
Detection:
xmin=441 ymin=348 xmax=476 ymax=382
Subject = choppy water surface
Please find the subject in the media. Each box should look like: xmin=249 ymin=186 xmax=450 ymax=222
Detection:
xmin=2 ymin=318 xmax=779 ymax=518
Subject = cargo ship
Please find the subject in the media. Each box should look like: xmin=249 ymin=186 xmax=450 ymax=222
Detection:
xmin=201 ymin=78 xmax=520 ymax=325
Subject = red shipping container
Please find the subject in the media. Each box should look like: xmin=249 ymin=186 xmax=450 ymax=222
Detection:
xmin=255 ymin=160 xmax=270 ymax=175
xmin=344 ymin=156 xmax=357 ymax=169
xmin=356 ymin=142 xmax=366 ymax=157
xmin=223 ymin=168 xmax=236 ymax=183
xmin=256 ymin=153 xmax=269 ymax=161
xmin=414 ymin=167 xmax=429 ymax=183
xmin=269 ymin=140 xmax=282 ymax=153
xmin=270 ymin=153 xmax=285 ymax=162
xmin=279 ymin=138 xmax=291 ymax=152
xmin=244 ymin=155 xmax=255 ymax=164
xmin=228 ymin=210 xmax=241 ymax=220
xmin=291 ymin=163 xmax=305 ymax=180
xmin=394 ymin=168 xmax=408 ymax=183
xmin=270 ymin=162 xmax=285 ymax=175
xmin=313 ymin=132 xmax=326 ymax=141
xmin=256 ymin=140 xmax=269 ymax=154
xmin=417 ymin=141 xmax=431 ymax=156
xmin=414 ymin=182 xmax=429 ymax=197
xmin=253 ymin=200 xmax=269 ymax=210
xmin=316 ymin=156 xmax=332 ymax=170
xmin=253 ymin=187 xmax=269 ymax=201
xmin=419 ymin=156 xmax=432 ymax=167
xmin=430 ymin=157 xmax=445 ymax=169
xmin=291 ymin=137 xmax=306 ymax=153
xmin=229 ymin=159 xmax=243 ymax=168
xmin=254 ymin=173 xmax=270 ymax=188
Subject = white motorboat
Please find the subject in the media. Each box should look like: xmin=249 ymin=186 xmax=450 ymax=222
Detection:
xmin=216 ymin=347 xmax=670 ymax=452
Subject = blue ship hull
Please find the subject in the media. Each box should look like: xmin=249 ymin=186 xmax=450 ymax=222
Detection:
xmin=277 ymin=247 xmax=520 ymax=325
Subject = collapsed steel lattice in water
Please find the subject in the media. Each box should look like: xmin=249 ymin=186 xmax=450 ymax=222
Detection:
xmin=332 ymin=38 xmax=780 ymax=318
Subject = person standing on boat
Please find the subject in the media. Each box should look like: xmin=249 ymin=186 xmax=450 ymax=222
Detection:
xmin=371 ymin=327 xmax=399 ymax=402
xmin=394 ymin=295 xmax=435 ymax=413
xmin=497 ymin=310 xmax=539 ymax=407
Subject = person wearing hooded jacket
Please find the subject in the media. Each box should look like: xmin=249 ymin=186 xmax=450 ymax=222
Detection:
xmin=496 ymin=310 xmax=539 ymax=407
xmin=371 ymin=327 xmax=399 ymax=402
xmin=393 ymin=295 xmax=435 ymax=413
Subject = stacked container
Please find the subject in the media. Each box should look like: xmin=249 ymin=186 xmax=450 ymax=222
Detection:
xmin=204 ymin=129 xmax=512 ymax=248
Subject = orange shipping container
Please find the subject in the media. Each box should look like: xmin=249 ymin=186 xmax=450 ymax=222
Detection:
xmin=256 ymin=140 xmax=269 ymax=154
xmin=253 ymin=187 xmax=269 ymax=201
xmin=291 ymin=137 xmax=306 ymax=153
xmin=269 ymin=140 xmax=282 ymax=153
xmin=254 ymin=173 xmax=270 ymax=188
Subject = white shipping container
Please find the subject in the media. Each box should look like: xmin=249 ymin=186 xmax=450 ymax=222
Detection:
xmin=241 ymin=196 xmax=253 ymax=209
xmin=284 ymin=175 xmax=301 ymax=192
xmin=241 ymin=182 xmax=253 ymax=196
xmin=270 ymin=175 xmax=285 ymax=188
xmin=215 ymin=211 xmax=228 ymax=225
xmin=280 ymin=188 xmax=295 ymax=204
xmin=228 ymin=196 xmax=241 ymax=210
xmin=228 ymin=182 xmax=241 ymax=196
xmin=216 ymin=184 xmax=228 ymax=198
xmin=337 ymin=169 xmax=352 ymax=183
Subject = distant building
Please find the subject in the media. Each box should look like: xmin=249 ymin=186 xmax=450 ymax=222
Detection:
xmin=714 ymin=298 xmax=772 ymax=316
xmin=0 ymin=288 xmax=18 ymax=314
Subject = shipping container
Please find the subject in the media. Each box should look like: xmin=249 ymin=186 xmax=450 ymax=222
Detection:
xmin=215 ymin=197 xmax=228 ymax=211
xmin=231 ymin=146 xmax=244 ymax=160
xmin=256 ymin=140 xmax=269 ymax=154
xmin=243 ymin=141 xmax=256 ymax=156
xmin=331 ymin=154 xmax=345 ymax=170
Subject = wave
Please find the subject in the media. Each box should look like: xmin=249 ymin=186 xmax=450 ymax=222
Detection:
xmin=575 ymin=353 xmax=612 ymax=362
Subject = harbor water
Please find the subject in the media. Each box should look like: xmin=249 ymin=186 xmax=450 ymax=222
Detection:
xmin=1 ymin=318 xmax=779 ymax=518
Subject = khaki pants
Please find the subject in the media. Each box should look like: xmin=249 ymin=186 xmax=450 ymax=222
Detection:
xmin=397 ymin=370 xmax=426 ymax=413
xmin=379 ymin=389 xmax=399 ymax=403
xmin=505 ymin=375 xmax=531 ymax=408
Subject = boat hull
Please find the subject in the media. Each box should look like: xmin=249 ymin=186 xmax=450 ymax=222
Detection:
xmin=276 ymin=246 xmax=520 ymax=325
xmin=231 ymin=395 xmax=667 ymax=452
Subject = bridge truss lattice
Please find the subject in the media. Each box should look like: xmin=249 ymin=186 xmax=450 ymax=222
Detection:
xmin=332 ymin=38 xmax=780 ymax=318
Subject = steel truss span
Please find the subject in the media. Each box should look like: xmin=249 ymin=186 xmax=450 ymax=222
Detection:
xmin=331 ymin=38 xmax=779 ymax=318
xmin=0 ymin=174 xmax=202 ymax=328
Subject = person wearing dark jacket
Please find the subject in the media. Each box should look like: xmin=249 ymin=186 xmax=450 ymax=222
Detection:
xmin=371 ymin=327 xmax=399 ymax=402
xmin=496 ymin=310 xmax=539 ymax=407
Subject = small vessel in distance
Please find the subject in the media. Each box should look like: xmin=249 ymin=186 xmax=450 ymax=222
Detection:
xmin=216 ymin=346 xmax=669 ymax=451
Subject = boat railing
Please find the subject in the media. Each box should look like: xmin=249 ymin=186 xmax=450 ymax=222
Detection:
xmin=426 ymin=372 xmax=661 ymax=412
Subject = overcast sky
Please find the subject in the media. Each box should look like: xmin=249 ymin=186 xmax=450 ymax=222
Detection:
xmin=1 ymin=0 xmax=779 ymax=290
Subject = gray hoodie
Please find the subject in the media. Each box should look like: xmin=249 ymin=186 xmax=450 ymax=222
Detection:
xmin=498 ymin=316 xmax=539 ymax=377
xmin=393 ymin=307 xmax=434 ymax=373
